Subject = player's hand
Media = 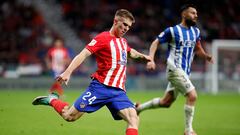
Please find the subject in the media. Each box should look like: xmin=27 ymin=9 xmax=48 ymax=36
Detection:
xmin=146 ymin=60 xmax=156 ymax=70
xmin=142 ymin=54 xmax=152 ymax=62
xmin=55 ymin=76 xmax=67 ymax=85
xmin=133 ymin=54 xmax=151 ymax=63
xmin=56 ymin=72 xmax=70 ymax=85
xmin=206 ymin=54 xmax=214 ymax=64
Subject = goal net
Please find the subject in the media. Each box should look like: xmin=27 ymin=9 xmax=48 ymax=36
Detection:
xmin=207 ymin=40 xmax=240 ymax=94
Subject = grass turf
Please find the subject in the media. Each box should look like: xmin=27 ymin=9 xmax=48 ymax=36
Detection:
xmin=0 ymin=90 xmax=240 ymax=135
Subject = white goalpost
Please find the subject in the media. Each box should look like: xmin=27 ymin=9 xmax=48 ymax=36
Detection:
xmin=208 ymin=40 xmax=240 ymax=94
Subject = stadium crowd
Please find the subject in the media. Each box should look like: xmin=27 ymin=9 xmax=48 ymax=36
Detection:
xmin=0 ymin=0 xmax=240 ymax=78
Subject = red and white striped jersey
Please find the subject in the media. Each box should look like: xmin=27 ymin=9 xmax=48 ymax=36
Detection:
xmin=86 ymin=31 xmax=131 ymax=91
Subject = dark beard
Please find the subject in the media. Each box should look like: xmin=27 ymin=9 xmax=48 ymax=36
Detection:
xmin=185 ymin=19 xmax=196 ymax=27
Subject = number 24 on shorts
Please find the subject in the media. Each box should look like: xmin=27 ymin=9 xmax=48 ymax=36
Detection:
xmin=82 ymin=92 xmax=97 ymax=105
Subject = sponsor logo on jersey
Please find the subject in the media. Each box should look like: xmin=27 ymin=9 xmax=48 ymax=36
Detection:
xmin=122 ymin=50 xmax=127 ymax=61
xmin=179 ymin=40 xmax=196 ymax=47
xmin=118 ymin=50 xmax=127 ymax=65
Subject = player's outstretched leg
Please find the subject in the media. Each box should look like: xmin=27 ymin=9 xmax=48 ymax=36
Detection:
xmin=32 ymin=92 xmax=59 ymax=106
xmin=32 ymin=92 xmax=85 ymax=122
xmin=32 ymin=92 xmax=69 ymax=116
xmin=134 ymin=98 xmax=161 ymax=115
xmin=135 ymin=91 xmax=176 ymax=115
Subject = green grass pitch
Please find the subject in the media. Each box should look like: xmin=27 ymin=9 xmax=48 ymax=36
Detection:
xmin=0 ymin=90 xmax=240 ymax=135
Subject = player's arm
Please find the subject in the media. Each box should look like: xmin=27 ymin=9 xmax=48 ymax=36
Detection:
xmin=129 ymin=48 xmax=151 ymax=62
xmin=149 ymin=38 xmax=160 ymax=59
xmin=64 ymin=50 xmax=71 ymax=66
xmin=195 ymin=41 xmax=213 ymax=63
xmin=146 ymin=38 xmax=160 ymax=70
xmin=57 ymin=48 xmax=92 ymax=85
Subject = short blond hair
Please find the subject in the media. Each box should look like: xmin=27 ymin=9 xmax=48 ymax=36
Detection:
xmin=115 ymin=9 xmax=135 ymax=23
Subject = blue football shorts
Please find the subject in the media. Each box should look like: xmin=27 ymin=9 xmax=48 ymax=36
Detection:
xmin=74 ymin=79 xmax=135 ymax=120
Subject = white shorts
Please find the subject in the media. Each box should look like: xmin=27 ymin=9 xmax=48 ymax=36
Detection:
xmin=166 ymin=68 xmax=195 ymax=98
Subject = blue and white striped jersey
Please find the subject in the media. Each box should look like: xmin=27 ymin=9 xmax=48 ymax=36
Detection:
xmin=157 ymin=24 xmax=201 ymax=75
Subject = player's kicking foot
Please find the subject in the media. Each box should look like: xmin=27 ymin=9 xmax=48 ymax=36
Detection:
xmin=184 ymin=131 xmax=197 ymax=135
xmin=32 ymin=93 xmax=59 ymax=106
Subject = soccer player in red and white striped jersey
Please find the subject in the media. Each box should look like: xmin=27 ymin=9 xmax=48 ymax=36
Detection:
xmin=86 ymin=31 xmax=131 ymax=91
xmin=32 ymin=9 xmax=150 ymax=135
xmin=45 ymin=39 xmax=70 ymax=96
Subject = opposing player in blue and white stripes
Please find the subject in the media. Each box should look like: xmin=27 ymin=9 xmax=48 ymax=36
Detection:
xmin=136 ymin=4 xmax=213 ymax=135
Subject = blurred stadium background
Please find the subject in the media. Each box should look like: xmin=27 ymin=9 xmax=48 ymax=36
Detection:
xmin=0 ymin=0 xmax=240 ymax=135
xmin=0 ymin=0 xmax=240 ymax=92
